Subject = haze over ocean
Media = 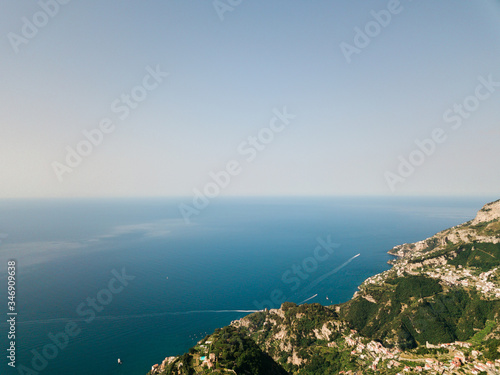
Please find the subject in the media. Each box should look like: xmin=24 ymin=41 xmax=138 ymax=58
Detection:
xmin=0 ymin=197 xmax=494 ymax=374
xmin=2 ymin=1 xmax=500 ymax=374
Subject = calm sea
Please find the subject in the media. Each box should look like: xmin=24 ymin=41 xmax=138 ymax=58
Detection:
xmin=0 ymin=197 xmax=493 ymax=375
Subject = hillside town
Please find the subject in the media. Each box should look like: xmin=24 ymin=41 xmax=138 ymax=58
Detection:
xmin=342 ymin=330 xmax=500 ymax=374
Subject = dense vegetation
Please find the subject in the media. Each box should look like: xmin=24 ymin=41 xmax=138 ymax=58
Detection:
xmin=210 ymin=326 xmax=287 ymax=375
xmin=448 ymin=242 xmax=500 ymax=271
xmin=340 ymin=275 xmax=500 ymax=348
xmin=299 ymin=348 xmax=357 ymax=374
xmin=152 ymin=326 xmax=287 ymax=375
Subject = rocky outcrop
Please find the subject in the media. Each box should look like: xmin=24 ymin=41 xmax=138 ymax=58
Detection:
xmin=150 ymin=356 xmax=176 ymax=375
xmin=389 ymin=200 xmax=500 ymax=263
xmin=472 ymin=199 xmax=500 ymax=225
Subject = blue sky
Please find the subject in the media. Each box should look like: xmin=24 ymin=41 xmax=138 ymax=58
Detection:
xmin=1 ymin=0 xmax=500 ymax=198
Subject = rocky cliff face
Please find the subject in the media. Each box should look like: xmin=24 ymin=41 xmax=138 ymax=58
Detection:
xmin=340 ymin=199 xmax=500 ymax=356
xmin=389 ymin=200 xmax=500 ymax=263
xmin=472 ymin=199 xmax=500 ymax=225
xmin=231 ymin=303 xmax=349 ymax=369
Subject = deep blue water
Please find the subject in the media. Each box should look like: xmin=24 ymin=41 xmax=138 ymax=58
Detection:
xmin=0 ymin=197 xmax=494 ymax=375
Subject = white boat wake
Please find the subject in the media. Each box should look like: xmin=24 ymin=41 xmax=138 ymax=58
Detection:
xmin=15 ymin=309 xmax=260 ymax=325
xmin=298 ymin=294 xmax=318 ymax=304
xmin=299 ymin=253 xmax=361 ymax=296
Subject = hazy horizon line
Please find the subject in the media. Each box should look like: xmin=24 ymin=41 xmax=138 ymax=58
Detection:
xmin=0 ymin=194 xmax=497 ymax=201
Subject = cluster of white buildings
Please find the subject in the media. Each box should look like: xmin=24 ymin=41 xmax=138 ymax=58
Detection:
xmin=469 ymin=360 xmax=500 ymax=374
xmin=426 ymin=265 xmax=500 ymax=299
xmin=342 ymin=331 xmax=500 ymax=375
xmin=390 ymin=357 xmax=500 ymax=374
xmin=477 ymin=268 xmax=500 ymax=298
xmin=343 ymin=332 xmax=401 ymax=371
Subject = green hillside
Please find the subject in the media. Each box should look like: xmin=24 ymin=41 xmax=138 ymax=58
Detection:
xmin=148 ymin=200 xmax=500 ymax=375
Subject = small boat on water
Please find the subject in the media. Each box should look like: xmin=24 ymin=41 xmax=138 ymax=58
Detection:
xmin=118 ymin=359 xmax=123 ymax=365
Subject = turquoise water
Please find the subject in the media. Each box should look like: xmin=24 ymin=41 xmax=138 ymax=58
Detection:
xmin=0 ymin=197 xmax=493 ymax=374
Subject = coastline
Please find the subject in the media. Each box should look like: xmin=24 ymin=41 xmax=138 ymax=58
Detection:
xmin=147 ymin=199 xmax=500 ymax=374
